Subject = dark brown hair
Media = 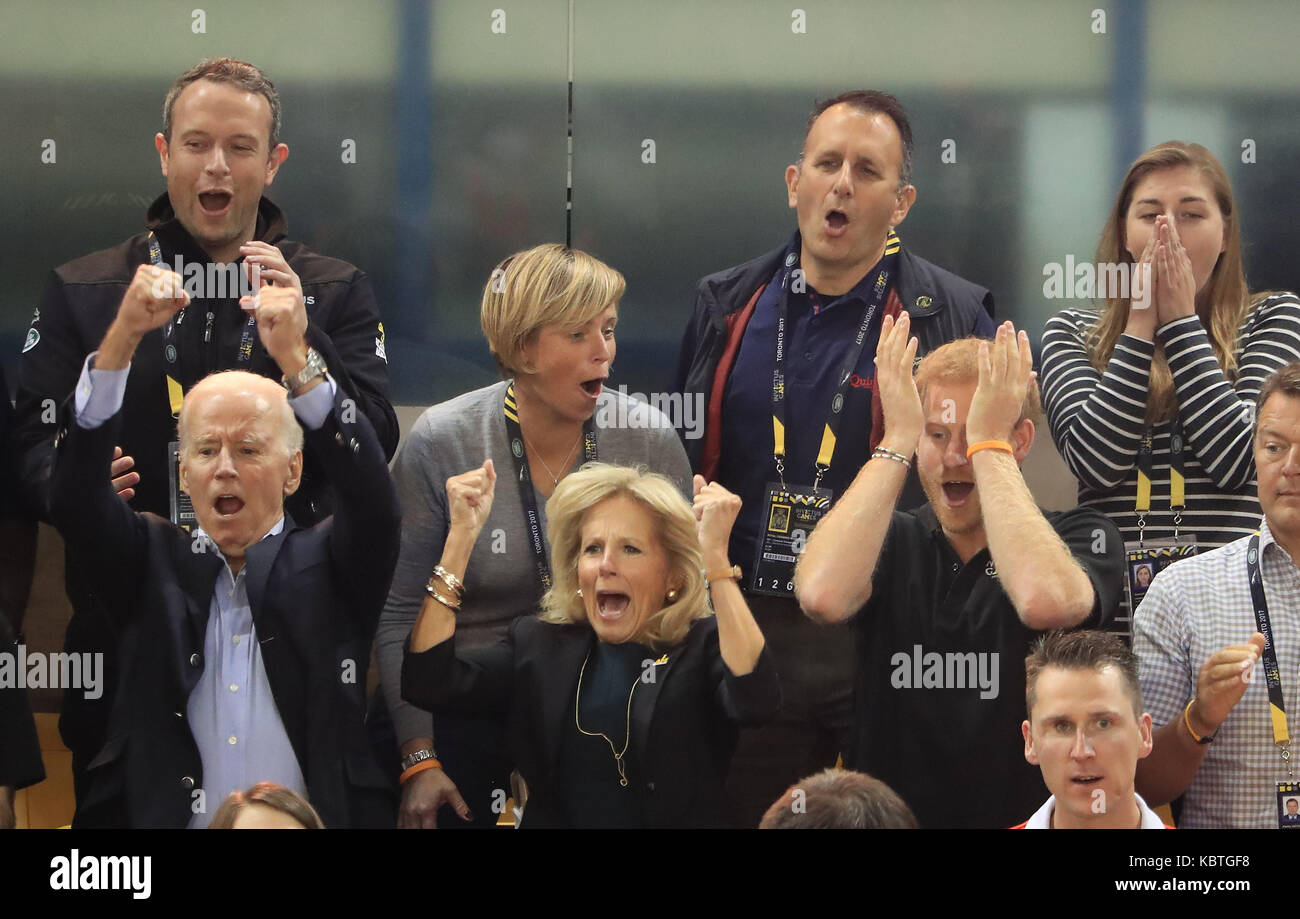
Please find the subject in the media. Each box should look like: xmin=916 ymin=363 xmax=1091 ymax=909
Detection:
xmin=760 ymin=768 xmax=918 ymax=829
xmin=1087 ymin=141 xmax=1251 ymax=424
xmin=163 ymin=57 xmax=281 ymax=150
xmin=1024 ymin=630 xmax=1143 ymax=718
xmin=1255 ymin=362 xmax=1300 ymax=430
xmin=800 ymin=90 xmax=913 ymax=188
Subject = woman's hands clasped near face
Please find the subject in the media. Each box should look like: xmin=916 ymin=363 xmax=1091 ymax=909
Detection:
xmin=1123 ymin=164 xmax=1228 ymax=337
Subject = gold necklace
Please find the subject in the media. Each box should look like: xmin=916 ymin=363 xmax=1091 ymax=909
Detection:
xmin=573 ymin=650 xmax=639 ymax=787
xmin=522 ymin=429 xmax=583 ymax=486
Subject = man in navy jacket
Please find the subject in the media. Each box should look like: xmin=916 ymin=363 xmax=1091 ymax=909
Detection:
xmin=50 ymin=273 xmax=399 ymax=827
xmin=673 ymin=90 xmax=995 ymax=827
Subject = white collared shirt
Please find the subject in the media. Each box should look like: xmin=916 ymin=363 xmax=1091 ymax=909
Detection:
xmin=1019 ymin=793 xmax=1168 ymax=829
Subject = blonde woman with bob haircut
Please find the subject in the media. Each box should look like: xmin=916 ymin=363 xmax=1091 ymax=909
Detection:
xmin=1041 ymin=141 xmax=1300 ymax=551
xmin=401 ymin=463 xmax=778 ymax=828
xmin=375 ymin=245 xmax=691 ymax=829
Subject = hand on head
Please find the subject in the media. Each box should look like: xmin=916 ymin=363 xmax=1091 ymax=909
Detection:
xmin=965 ymin=321 xmax=1035 ymax=448
xmin=873 ymin=313 xmax=923 ymax=453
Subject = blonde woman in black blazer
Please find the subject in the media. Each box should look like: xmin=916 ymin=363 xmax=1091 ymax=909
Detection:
xmin=402 ymin=462 xmax=779 ymax=828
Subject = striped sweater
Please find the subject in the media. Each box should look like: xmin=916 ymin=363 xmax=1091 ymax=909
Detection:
xmin=1040 ymin=294 xmax=1300 ymax=551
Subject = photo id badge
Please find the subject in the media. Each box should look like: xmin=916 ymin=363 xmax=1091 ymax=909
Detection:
xmin=168 ymin=440 xmax=197 ymax=532
xmin=750 ymin=482 xmax=831 ymax=597
xmin=1278 ymin=782 xmax=1300 ymax=829
xmin=1124 ymin=539 xmax=1198 ymax=612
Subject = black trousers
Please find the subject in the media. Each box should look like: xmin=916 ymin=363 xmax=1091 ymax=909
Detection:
xmin=723 ymin=591 xmax=855 ymax=829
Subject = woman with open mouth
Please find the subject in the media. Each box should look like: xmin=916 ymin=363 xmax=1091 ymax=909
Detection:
xmin=375 ymin=244 xmax=692 ymax=828
xmin=401 ymin=462 xmax=778 ymax=827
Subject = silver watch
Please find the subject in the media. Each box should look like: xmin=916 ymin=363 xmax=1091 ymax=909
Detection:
xmin=401 ymin=748 xmax=438 ymax=772
xmin=282 ymin=346 xmax=328 ymax=395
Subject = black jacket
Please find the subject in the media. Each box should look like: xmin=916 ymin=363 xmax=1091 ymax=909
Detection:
xmin=50 ymin=386 xmax=400 ymax=828
xmin=14 ymin=194 xmax=398 ymax=525
xmin=673 ymin=240 xmax=996 ymax=479
xmin=402 ymin=616 xmax=781 ymax=828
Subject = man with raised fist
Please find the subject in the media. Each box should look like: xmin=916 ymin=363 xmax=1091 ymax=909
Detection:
xmin=47 ymin=280 xmax=399 ymax=827
xmin=11 ymin=58 xmax=396 ymax=806
xmin=1134 ymin=362 xmax=1300 ymax=828
xmin=673 ymin=90 xmax=996 ymax=827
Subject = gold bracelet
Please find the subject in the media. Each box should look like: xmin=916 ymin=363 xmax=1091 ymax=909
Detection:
xmin=432 ymin=565 xmax=465 ymax=599
xmin=705 ymin=564 xmax=743 ymax=585
xmin=1183 ymin=699 xmax=1214 ymax=744
xmin=425 ymin=582 xmax=462 ymax=612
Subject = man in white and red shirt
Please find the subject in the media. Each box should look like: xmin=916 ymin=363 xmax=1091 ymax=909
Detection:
xmin=1015 ymin=630 xmax=1170 ymax=829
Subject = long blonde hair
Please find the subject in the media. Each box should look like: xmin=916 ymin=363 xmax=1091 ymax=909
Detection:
xmin=1087 ymin=141 xmax=1250 ymax=424
xmin=539 ymin=463 xmax=709 ymax=651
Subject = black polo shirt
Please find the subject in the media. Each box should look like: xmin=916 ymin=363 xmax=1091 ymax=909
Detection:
xmin=845 ymin=503 xmax=1124 ymax=829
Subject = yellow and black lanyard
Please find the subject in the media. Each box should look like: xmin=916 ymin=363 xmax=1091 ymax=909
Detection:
xmin=503 ymin=382 xmax=597 ymax=593
xmin=148 ymin=232 xmax=257 ymax=420
xmin=770 ymin=231 xmax=900 ymax=490
xmin=1247 ymin=532 xmax=1292 ymax=777
xmin=1135 ymin=417 xmax=1187 ymax=545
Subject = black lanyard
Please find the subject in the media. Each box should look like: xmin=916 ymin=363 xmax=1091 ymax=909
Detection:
xmin=1246 ymin=532 xmax=1292 ymax=771
xmin=503 ymin=382 xmax=598 ymax=593
xmin=148 ymin=232 xmax=257 ymax=417
xmin=1135 ymin=417 xmax=1187 ymax=543
xmin=771 ymin=231 xmax=900 ymax=489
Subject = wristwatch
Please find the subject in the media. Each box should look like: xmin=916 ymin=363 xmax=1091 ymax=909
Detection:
xmin=400 ymin=748 xmax=439 ymax=772
xmin=282 ymin=346 xmax=328 ymax=395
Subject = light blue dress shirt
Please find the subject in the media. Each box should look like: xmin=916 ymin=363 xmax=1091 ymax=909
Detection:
xmin=73 ymin=352 xmax=335 ymax=827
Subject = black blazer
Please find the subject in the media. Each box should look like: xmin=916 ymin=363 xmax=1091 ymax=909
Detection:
xmin=50 ymin=386 xmax=400 ymax=827
xmin=402 ymin=615 xmax=781 ymax=827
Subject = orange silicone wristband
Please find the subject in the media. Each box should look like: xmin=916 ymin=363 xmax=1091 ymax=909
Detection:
xmin=965 ymin=440 xmax=1013 ymax=459
xmin=400 ymin=759 xmax=442 ymax=784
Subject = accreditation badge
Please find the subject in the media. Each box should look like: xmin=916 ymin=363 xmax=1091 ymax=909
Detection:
xmin=749 ymin=482 xmax=831 ymax=597
xmin=1124 ymin=539 xmax=1198 ymax=615
xmin=168 ymin=440 xmax=197 ymax=531
xmin=1278 ymin=782 xmax=1300 ymax=829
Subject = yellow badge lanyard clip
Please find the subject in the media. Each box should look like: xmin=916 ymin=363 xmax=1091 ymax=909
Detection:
xmin=1134 ymin=418 xmax=1187 ymax=547
xmin=770 ymin=232 xmax=900 ymax=490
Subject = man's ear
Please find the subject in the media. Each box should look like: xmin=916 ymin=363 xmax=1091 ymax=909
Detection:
xmin=178 ymin=450 xmax=190 ymax=495
xmin=283 ymin=448 xmax=303 ymax=498
xmin=155 ymin=133 xmax=170 ymax=178
xmin=264 ymin=143 xmax=289 ymax=187
xmin=891 ymin=184 xmax=917 ymax=228
xmin=1137 ymin=712 xmax=1154 ymax=759
xmin=1011 ymin=417 xmax=1035 ymax=462
xmin=785 ymin=163 xmax=800 ymax=209
xmin=1022 ymin=720 xmax=1038 ymax=765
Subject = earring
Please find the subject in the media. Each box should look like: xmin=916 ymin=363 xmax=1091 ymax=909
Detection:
xmin=576 ymin=588 xmax=583 ymax=598
xmin=665 ymin=588 xmax=679 ymax=603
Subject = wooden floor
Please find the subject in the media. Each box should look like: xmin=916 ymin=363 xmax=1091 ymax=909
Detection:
xmin=13 ymin=713 xmax=75 ymax=829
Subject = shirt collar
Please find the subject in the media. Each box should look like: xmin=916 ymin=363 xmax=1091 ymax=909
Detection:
xmin=196 ymin=515 xmax=287 ymax=579
xmin=1022 ymin=793 xmax=1166 ymax=829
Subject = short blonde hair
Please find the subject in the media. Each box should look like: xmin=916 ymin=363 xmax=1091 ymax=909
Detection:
xmin=914 ymin=337 xmax=1040 ymax=424
xmin=207 ymin=782 xmax=325 ymax=829
xmin=539 ymin=463 xmax=709 ymax=650
xmin=480 ymin=244 xmax=626 ymax=377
